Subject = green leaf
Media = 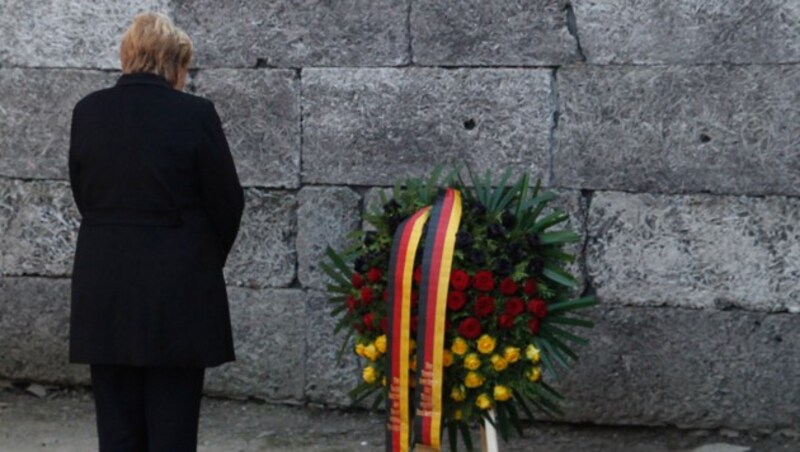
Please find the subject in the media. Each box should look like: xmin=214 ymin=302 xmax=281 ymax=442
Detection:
xmin=542 ymin=264 xmax=578 ymax=288
xmin=541 ymin=323 xmax=590 ymax=346
xmin=512 ymin=392 xmax=535 ymax=421
xmin=540 ymin=382 xmax=565 ymax=401
xmin=458 ymin=421 xmax=474 ymax=452
xmin=448 ymin=422 xmax=459 ymax=452
xmin=495 ymin=403 xmax=511 ymax=441
xmin=514 ymin=173 xmax=530 ymax=218
xmin=325 ymin=247 xmax=353 ymax=279
xmin=426 ymin=164 xmax=444 ymax=201
xmin=370 ymin=391 xmax=385 ymax=410
xmin=548 ymin=296 xmax=598 ymax=314
xmin=546 ymin=315 xmax=595 ymax=328
xmin=505 ymin=401 xmax=524 ymax=437
xmin=320 ymin=262 xmax=350 ymax=287
xmin=532 ymin=210 xmax=569 ymax=232
xmin=488 ymin=167 xmax=512 ymax=212
xmin=538 ymin=230 xmax=582 ymax=245
xmin=541 ymin=331 xmax=579 ymax=361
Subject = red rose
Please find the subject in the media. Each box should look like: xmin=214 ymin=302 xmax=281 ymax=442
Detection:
xmin=380 ymin=317 xmax=388 ymax=333
xmin=413 ymin=266 xmax=423 ymax=285
xmin=367 ymin=267 xmax=383 ymax=283
xmin=528 ymin=317 xmax=541 ymax=334
xmin=473 ymin=270 xmax=495 ymax=292
xmin=363 ymin=312 xmax=374 ymax=330
xmin=499 ymin=277 xmax=518 ymax=295
xmin=498 ymin=313 xmax=515 ymax=329
xmin=474 ymin=296 xmax=495 ymax=317
xmin=411 ymin=315 xmax=419 ymax=333
xmin=450 ymin=269 xmax=470 ymax=291
xmin=457 ymin=317 xmax=482 ymax=339
xmin=504 ymin=297 xmax=525 ymax=317
xmin=360 ymin=286 xmax=373 ymax=305
xmin=383 ymin=289 xmax=389 ymax=302
xmin=523 ymin=278 xmax=537 ymax=295
xmin=445 ymin=321 xmax=453 ymax=331
xmin=447 ymin=291 xmax=467 ymax=311
xmin=352 ymin=272 xmax=365 ymax=289
xmin=346 ymin=295 xmax=358 ymax=313
xmin=527 ymin=299 xmax=548 ymax=318
xmin=411 ymin=291 xmax=419 ymax=308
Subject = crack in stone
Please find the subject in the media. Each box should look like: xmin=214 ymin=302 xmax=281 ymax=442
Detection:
xmin=579 ymin=189 xmax=595 ymax=298
xmin=564 ymin=1 xmax=587 ymax=62
xmin=406 ymin=0 xmax=414 ymax=64
xmin=548 ymin=68 xmax=560 ymax=185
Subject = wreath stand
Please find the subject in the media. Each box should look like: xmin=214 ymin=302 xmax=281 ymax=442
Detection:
xmin=479 ymin=409 xmax=499 ymax=452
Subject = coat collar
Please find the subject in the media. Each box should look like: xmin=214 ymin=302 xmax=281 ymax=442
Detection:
xmin=115 ymin=71 xmax=173 ymax=89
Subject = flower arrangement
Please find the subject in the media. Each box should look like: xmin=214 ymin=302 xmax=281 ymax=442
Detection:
xmin=322 ymin=167 xmax=596 ymax=451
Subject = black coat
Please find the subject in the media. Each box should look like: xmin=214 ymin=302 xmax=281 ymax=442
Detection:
xmin=68 ymin=72 xmax=245 ymax=368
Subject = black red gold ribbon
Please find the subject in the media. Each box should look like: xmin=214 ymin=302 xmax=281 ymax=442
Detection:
xmin=386 ymin=207 xmax=431 ymax=452
xmin=385 ymin=188 xmax=462 ymax=452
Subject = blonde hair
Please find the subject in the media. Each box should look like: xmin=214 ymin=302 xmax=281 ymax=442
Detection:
xmin=120 ymin=12 xmax=193 ymax=87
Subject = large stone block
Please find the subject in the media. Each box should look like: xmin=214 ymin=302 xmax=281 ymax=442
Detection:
xmin=304 ymin=290 xmax=361 ymax=406
xmin=303 ymin=68 xmax=553 ymax=185
xmin=553 ymin=65 xmax=800 ymax=196
xmin=192 ymin=69 xmax=300 ymax=188
xmin=224 ymin=189 xmax=296 ymax=289
xmin=0 ymin=180 xmax=79 ymax=277
xmin=173 ymin=0 xmax=409 ymax=67
xmin=411 ymin=0 xmax=579 ymax=65
xmin=555 ymin=305 xmax=800 ymax=429
xmin=0 ymin=278 xmax=88 ymax=385
xmin=572 ymin=0 xmax=800 ymax=64
xmin=297 ymin=187 xmax=361 ymax=290
xmin=587 ymin=191 xmax=800 ymax=313
xmin=0 ymin=0 xmax=170 ymax=68
xmin=0 ymin=69 xmax=117 ymax=179
xmin=205 ymin=287 xmax=307 ymax=401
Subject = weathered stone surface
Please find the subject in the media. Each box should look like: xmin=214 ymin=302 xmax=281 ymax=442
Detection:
xmin=0 ymin=180 xmax=79 ymax=277
xmin=224 ymin=189 xmax=296 ymax=288
xmin=205 ymin=287 xmax=306 ymax=401
xmin=0 ymin=278 xmax=88 ymax=385
xmin=555 ymin=305 xmax=800 ymax=429
xmin=297 ymin=187 xmax=361 ymax=290
xmin=553 ymin=65 xmax=800 ymax=196
xmin=411 ymin=0 xmax=579 ymax=65
xmin=0 ymin=0 xmax=171 ymax=68
xmin=0 ymin=69 xmax=117 ymax=179
xmin=587 ymin=191 xmax=800 ymax=313
xmin=573 ymin=0 xmax=800 ymax=64
xmin=192 ymin=69 xmax=300 ymax=188
xmin=304 ymin=290 xmax=361 ymax=406
xmin=303 ymin=68 xmax=553 ymax=185
xmin=173 ymin=0 xmax=409 ymax=67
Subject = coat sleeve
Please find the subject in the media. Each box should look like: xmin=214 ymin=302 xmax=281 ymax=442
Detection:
xmin=198 ymin=99 xmax=245 ymax=267
xmin=68 ymin=105 xmax=85 ymax=217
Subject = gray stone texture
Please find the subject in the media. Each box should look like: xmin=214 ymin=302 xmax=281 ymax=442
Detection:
xmin=0 ymin=0 xmax=171 ymax=68
xmin=411 ymin=0 xmax=580 ymax=65
xmin=191 ymin=69 xmax=300 ymax=188
xmin=296 ymin=187 xmax=361 ymax=290
xmin=0 ymin=69 xmax=117 ymax=179
xmin=587 ymin=191 xmax=800 ymax=313
xmin=553 ymin=65 xmax=800 ymax=196
xmin=205 ymin=287 xmax=307 ymax=401
xmin=223 ymin=189 xmax=296 ymax=288
xmin=0 ymin=180 xmax=80 ymax=277
xmin=172 ymin=0 xmax=409 ymax=67
xmin=0 ymin=278 xmax=88 ymax=385
xmin=303 ymin=68 xmax=553 ymax=185
xmin=573 ymin=0 xmax=800 ymax=64
xmin=304 ymin=290 xmax=361 ymax=406
xmin=555 ymin=305 xmax=800 ymax=429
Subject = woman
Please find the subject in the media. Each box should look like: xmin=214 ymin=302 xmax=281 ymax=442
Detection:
xmin=67 ymin=11 xmax=244 ymax=451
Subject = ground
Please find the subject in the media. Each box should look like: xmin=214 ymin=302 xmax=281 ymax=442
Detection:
xmin=0 ymin=382 xmax=797 ymax=452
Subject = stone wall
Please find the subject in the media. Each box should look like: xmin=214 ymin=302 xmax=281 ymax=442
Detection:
xmin=1 ymin=0 xmax=798 ymax=430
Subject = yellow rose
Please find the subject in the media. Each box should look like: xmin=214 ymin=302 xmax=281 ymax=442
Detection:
xmin=493 ymin=385 xmax=512 ymax=402
xmin=381 ymin=376 xmax=387 ymax=387
xmin=410 ymin=357 xmax=417 ymax=372
xmin=490 ymin=354 xmax=508 ymax=372
xmin=526 ymin=344 xmax=541 ymax=363
xmin=363 ymin=344 xmax=380 ymax=361
xmin=464 ymin=371 xmax=484 ymax=388
xmin=355 ymin=343 xmax=366 ymax=357
xmin=451 ymin=337 xmax=469 ymax=356
xmin=375 ymin=335 xmax=387 ymax=354
xmin=464 ymin=353 xmax=481 ymax=370
xmin=410 ymin=339 xmax=416 ymax=352
xmin=453 ymin=409 xmax=463 ymax=420
xmin=450 ymin=385 xmax=466 ymax=401
xmin=475 ymin=393 xmax=493 ymax=410
xmin=477 ymin=334 xmax=496 ymax=354
xmin=503 ymin=346 xmax=521 ymax=363
xmin=362 ymin=366 xmax=378 ymax=384
xmin=443 ymin=350 xmax=454 ymax=367
xmin=527 ymin=366 xmax=542 ymax=383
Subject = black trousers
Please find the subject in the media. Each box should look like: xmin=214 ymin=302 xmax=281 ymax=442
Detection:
xmin=89 ymin=364 xmax=205 ymax=452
